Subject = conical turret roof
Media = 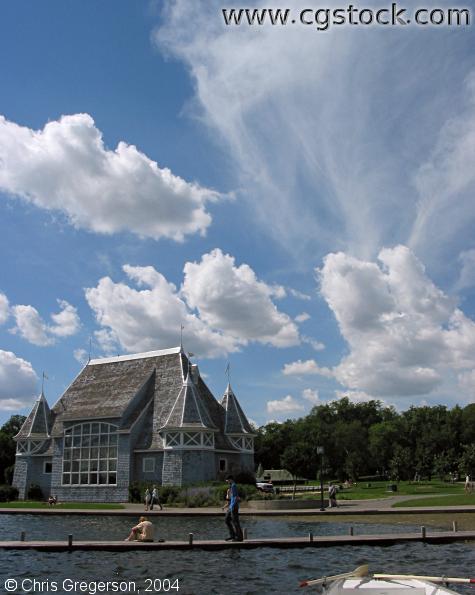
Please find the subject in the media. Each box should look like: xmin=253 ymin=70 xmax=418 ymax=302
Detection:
xmin=16 ymin=391 xmax=52 ymax=438
xmin=220 ymin=383 xmax=254 ymax=434
xmin=162 ymin=371 xmax=217 ymax=429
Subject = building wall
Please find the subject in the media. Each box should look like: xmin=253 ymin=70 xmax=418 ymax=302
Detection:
xmin=12 ymin=456 xmax=29 ymax=500
xmin=215 ymin=452 xmax=254 ymax=477
xmin=28 ymin=456 xmax=53 ymax=498
xmin=133 ymin=452 xmax=164 ymax=485
xmin=162 ymin=450 xmax=183 ymax=486
xmin=182 ymin=450 xmax=215 ymax=484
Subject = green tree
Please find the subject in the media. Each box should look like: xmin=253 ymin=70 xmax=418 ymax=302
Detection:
xmin=0 ymin=415 xmax=26 ymax=484
xmin=281 ymin=442 xmax=313 ymax=499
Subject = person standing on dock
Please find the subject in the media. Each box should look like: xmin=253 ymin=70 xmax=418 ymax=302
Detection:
xmin=224 ymin=475 xmax=243 ymax=542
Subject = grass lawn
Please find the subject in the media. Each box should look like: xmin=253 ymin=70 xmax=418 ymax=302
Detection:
xmin=393 ymin=494 xmax=475 ymax=507
xmin=0 ymin=501 xmax=124 ymax=509
xmin=304 ymin=480 xmax=465 ymax=500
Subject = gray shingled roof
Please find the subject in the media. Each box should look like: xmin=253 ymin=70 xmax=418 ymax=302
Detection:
xmin=17 ymin=347 xmax=254 ymax=453
xmin=221 ymin=384 xmax=255 ymax=434
xmin=163 ymin=373 xmax=217 ymax=429
xmin=16 ymin=392 xmax=52 ymax=439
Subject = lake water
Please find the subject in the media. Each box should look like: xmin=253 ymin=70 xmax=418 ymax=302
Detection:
xmin=0 ymin=514 xmax=473 ymax=594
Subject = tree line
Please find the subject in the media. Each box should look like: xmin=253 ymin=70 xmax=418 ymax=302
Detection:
xmin=0 ymin=415 xmax=26 ymax=484
xmin=254 ymin=398 xmax=475 ymax=482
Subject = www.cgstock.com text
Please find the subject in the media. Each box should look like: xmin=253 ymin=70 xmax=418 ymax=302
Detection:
xmin=221 ymin=4 xmax=471 ymax=30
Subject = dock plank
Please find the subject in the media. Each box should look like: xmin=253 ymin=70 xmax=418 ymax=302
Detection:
xmin=1 ymin=531 xmax=474 ymax=551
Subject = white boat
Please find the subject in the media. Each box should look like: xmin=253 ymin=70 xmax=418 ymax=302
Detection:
xmin=300 ymin=565 xmax=473 ymax=594
xmin=325 ymin=576 xmax=461 ymax=595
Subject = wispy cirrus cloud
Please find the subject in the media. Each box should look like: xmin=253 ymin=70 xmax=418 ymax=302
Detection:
xmin=155 ymin=1 xmax=474 ymax=266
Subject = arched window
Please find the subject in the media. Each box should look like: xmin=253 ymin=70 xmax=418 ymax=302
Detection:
xmin=62 ymin=422 xmax=118 ymax=486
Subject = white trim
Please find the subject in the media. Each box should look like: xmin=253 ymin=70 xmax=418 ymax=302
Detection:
xmin=89 ymin=346 xmax=181 ymax=366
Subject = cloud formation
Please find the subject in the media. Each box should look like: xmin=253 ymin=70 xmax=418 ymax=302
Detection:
xmin=11 ymin=300 xmax=80 ymax=346
xmin=316 ymin=245 xmax=475 ymax=400
xmin=182 ymin=249 xmax=299 ymax=347
xmin=0 ymin=113 xmax=221 ymax=241
xmin=156 ymin=1 xmax=475 ymax=265
xmin=85 ymin=250 xmax=299 ymax=357
xmin=0 ymin=350 xmax=38 ymax=411
xmin=0 ymin=292 xmax=9 ymax=325
xmin=266 ymin=395 xmax=304 ymax=415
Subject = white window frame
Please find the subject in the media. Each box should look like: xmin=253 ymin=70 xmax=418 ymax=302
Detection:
xmin=142 ymin=458 xmax=155 ymax=473
xmin=61 ymin=422 xmax=118 ymax=486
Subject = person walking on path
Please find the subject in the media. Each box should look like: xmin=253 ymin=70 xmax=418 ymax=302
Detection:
xmin=328 ymin=482 xmax=338 ymax=508
xmin=124 ymin=516 xmax=154 ymax=542
xmin=465 ymin=475 xmax=473 ymax=493
xmin=224 ymin=475 xmax=243 ymax=542
xmin=151 ymin=485 xmax=163 ymax=511
xmin=144 ymin=488 xmax=151 ymax=511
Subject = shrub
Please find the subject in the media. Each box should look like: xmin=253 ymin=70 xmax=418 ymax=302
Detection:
xmin=234 ymin=470 xmax=256 ymax=485
xmin=0 ymin=484 xmax=18 ymax=502
xmin=128 ymin=481 xmax=144 ymax=503
xmin=27 ymin=484 xmax=43 ymax=500
xmin=159 ymin=485 xmax=181 ymax=505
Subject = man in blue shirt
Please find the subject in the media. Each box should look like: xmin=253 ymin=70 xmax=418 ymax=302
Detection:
xmin=224 ymin=475 xmax=243 ymax=541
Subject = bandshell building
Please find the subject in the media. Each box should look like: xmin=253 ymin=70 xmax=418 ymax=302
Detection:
xmin=13 ymin=347 xmax=255 ymax=501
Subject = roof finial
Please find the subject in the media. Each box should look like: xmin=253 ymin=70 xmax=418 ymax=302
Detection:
xmin=180 ymin=324 xmax=184 ymax=351
xmin=225 ymin=361 xmax=231 ymax=386
xmin=41 ymin=371 xmax=48 ymax=396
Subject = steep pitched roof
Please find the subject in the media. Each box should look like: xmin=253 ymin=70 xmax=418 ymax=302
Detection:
xmin=16 ymin=392 xmax=52 ymax=439
xmin=162 ymin=370 xmax=217 ymax=430
xmin=220 ymin=383 xmax=254 ymax=434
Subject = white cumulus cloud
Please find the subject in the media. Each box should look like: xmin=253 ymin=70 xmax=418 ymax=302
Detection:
xmin=302 ymin=388 xmax=320 ymax=404
xmin=283 ymin=359 xmax=332 ymax=377
xmin=85 ymin=264 xmax=238 ymax=358
xmin=266 ymin=395 xmax=304 ymax=414
xmin=0 ymin=113 xmax=221 ymax=242
xmin=0 ymin=350 xmax=39 ymax=411
xmin=318 ymin=245 xmax=475 ymax=400
xmin=86 ymin=251 xmax=300 ymax=358
xmin=11 ymin=300 xmax=80 ymax=346
xmin=181 ymin=249 xmax=300 ymax=347
xmin=0 ymin=292 xmax=9 ymax=325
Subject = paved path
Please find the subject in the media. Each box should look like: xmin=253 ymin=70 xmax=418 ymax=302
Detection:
xmin=1 ymin=495 xmax=474 ymax=516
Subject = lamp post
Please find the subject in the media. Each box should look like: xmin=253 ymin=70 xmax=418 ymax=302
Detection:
xmin=317 ymin=446 xmax=325 ymax=511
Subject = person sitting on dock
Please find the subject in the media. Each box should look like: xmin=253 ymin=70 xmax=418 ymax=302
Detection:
xmin=125 ymin=516 xmax=155 ymax=542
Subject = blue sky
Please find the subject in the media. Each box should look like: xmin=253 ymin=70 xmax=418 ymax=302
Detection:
xmin=1 ymin=0 xmax=475 ymax=427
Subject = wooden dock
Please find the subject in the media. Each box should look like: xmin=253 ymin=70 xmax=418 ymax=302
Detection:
xmin=1 ymin=530 xmax=474 ymax=551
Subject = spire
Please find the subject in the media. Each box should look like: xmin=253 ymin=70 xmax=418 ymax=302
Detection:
xmin=220 ymin=384 xmax=254 ymax=434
